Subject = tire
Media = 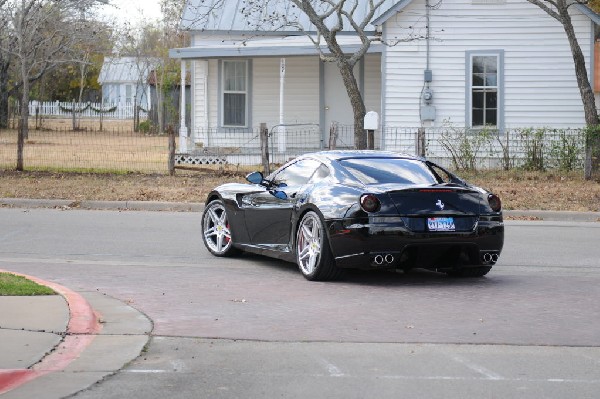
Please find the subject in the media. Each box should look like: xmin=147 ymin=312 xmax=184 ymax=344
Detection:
xmin=295 ymin=211 xmax=343 ymax=281
xmin=202 ymin=199 xmax=240 ymax=257
xmin=446 ymin=266 xmax=492 ymax=278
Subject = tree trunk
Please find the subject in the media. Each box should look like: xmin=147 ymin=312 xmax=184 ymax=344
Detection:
xmin=557 ymin=1 xmax=599 ymax=179
xmin=0 ymin=60 xmax=10 ymax=129
xmin=338 ymin=62 xmax=366 ymax=149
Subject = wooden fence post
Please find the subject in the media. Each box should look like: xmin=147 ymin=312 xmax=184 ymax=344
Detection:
xmin=367 ymin=130 xmax=375 ymax=150
xmin=168 ymin=125 xmax=176 ymax=176
xmin=417 ymin=128 xmax=426 ymax=157
xmin=260 ymin=123 xmax=270 ymax=175
xmin=329 ymin=123 xmax=338 ymax=150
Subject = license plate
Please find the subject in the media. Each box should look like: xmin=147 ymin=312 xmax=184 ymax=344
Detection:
xmin=427 ymin=217 xmax=455 ymax=232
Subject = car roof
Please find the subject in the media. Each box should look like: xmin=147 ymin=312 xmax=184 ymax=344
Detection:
xmin=304 ymin=150 xmax=423 ymax=162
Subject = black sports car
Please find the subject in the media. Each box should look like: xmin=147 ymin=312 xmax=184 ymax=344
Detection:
xmin=201 ymin=150 xmax=504 ymax=281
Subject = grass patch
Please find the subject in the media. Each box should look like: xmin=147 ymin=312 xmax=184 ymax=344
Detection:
xmin=0 ymin=273 xmax=56 ymax=296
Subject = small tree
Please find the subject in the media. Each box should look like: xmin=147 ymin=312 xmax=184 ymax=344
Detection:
xmin=526 ymin=0 xmax=599 ymax=179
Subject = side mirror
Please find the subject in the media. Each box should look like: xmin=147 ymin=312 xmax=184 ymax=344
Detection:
xmin=270 ymin=190 xmax=288 ymax=200
xmin=246 ymin=171 xmax=264 ymax=185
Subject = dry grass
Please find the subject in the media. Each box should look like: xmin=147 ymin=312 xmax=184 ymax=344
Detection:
xmin=0 ymin=168 xmax=599 ymax=211
xmin=1 ymin=128 xmax=169 ymax=173
xmin=461 ymin=170 xmax=600 ymax=212
xmin=0 ymin=170 xmax=245 ymax=203
xmin=1 ymin=120 xmax=599 ymax=211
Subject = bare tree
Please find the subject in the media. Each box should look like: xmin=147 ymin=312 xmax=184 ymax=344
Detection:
xmin=0 ymin=0 xmax=102 ymax=170
xmin=527 ymin=0 xmax=599 ymax=179
xmin=187 ymin=0 xmax=399 ymax=149
xmin=0 ymin=0 xmax=14 ymax=128
xmin=116 ymin=0 xmax=188 ymax=133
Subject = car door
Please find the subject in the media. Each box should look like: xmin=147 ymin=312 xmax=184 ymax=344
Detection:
xmin=243 ymin=159 xmax=322 ymax=246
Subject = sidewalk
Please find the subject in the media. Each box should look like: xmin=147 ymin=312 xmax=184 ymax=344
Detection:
xmin=0 ymin=271 xmax=151 ymax=398
xmin=1 ymin=197 xmax=599 ymax=222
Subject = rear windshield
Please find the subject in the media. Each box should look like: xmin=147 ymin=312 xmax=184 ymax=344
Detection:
xmin=339 ymin=158 xmax=438 ymax=185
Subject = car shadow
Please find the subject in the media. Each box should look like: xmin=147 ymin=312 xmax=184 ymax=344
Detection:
xmin=342 ymin=268 xmax=502 ymax=288
xmin=239 ymin=253 xmax=503 ymax=288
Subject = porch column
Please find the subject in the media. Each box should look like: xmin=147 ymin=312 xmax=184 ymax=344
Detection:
xmin=179 ymin=60 xmax=188 ymax=153
xmin=278 ymin=58 xmax=286 ymax=153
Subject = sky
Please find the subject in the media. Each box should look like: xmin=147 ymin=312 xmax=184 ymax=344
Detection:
xmin=100 ymin=0 xmax=163 ymax=24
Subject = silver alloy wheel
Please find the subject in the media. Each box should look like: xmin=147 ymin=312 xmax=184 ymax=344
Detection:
xmin=297 ymin=212 xmax=323 ymax=276
xmin=203 ymin=201 xmax=233 ymax=255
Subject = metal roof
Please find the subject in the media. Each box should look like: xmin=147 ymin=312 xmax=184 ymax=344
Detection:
xmin=180 ymin=0 xmax=399 ymax=33
xmin=98 ymin=57 xmax=157 ymax=84
xmin=369 ymin=0 xmax=600 ymax=27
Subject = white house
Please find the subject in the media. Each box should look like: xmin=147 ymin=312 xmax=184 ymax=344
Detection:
xmin=169 ymin=0 xmax=600 ymax=159
xmin=98 ymin=57 xmax=154 ymax=109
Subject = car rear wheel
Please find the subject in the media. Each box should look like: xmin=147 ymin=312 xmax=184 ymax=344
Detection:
xmin=446 ymin=266 xmax=492 ymax=278
xmin=202 ymin=199 xmax=239 ymax=257
xmin=296 ymin=211 xmax=343 ymax=281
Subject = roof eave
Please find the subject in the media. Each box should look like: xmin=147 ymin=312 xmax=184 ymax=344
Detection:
xmin=184 ymin=29 xmax=376 ymax=36
xmin=169 ymin=43 xmax=384 ymax=59
xmin=575 ymin=4 xmax=600 ymax=25
xmin=372 ymin=0 xmax=415 ymax=26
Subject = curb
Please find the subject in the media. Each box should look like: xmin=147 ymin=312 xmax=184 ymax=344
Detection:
xmin=0 ymin=270 xmax=101 ymax=395
xmin=1 ymin=197 xmax=599 ymax=222
xmin=0 ymin=198 xmax=203 ymax=212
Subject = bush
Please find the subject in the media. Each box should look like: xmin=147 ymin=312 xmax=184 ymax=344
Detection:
xmin=439 ymin=122 xmax=494 ymax=171
xmin=138 ymin=120 xmax=153 ymax=133
xmin=517 ymin=128 xmax=545 ymax=171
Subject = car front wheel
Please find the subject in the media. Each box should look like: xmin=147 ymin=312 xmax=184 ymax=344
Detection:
xmin=296 ymin=211 xmax=343 ymax=281
xmin=202 ymin=199 xmax=239 ymax=257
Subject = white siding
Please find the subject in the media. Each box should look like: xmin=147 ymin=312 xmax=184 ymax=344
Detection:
xmin=364 ymin=53 xmax=382 ymax=118
xmin=252 ymin=57 xmax=320 ymax=127
xmin=190 ymin=59 xmax=218 ymax=139
xmin=208 ymin=60 xmax=218 ymax=128
xmin=192 ymin=60 xmax=208 ymax=132
xmin=382 ymin=0 xmax=595 ymax=129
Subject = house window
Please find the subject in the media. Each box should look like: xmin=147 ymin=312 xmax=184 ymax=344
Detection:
xmin=125 ymin=84 xmax=133 ymax=105
xmin=222 ymin=60 xmax=248 ymax=127
xmin=469 ymin=53 xmax=501 ymax=128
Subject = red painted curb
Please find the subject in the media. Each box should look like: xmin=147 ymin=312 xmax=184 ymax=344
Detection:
xmin=0 ymin=270 xmax=102 ymax=395
xmin=0 ymin=370 xmax=38 ymax=394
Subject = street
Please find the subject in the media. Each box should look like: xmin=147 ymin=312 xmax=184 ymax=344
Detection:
xmin=1 ymin=208 xmax=599 ymax=398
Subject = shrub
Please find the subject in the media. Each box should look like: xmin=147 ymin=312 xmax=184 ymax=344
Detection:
xmin=138 ymin=120 xmax=153 ymax=133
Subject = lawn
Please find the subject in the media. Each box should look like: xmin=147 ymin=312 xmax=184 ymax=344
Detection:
xmin=0 ymin=168 xmax=599 ymax=212
xmin=0 ymin=273 xmax=56 ymax=296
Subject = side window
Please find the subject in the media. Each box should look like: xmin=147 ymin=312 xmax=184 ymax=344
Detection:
xmin=429 ymin=164 xmax=453 ymax=183
xmin=309 ymin=163 xmax=330 ymax=184
xmin=273 ymin=159 xmax=321 ymax=187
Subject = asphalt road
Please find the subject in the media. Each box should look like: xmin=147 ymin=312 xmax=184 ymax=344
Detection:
xmin=1 ymin=208 xmax=599 ymax=398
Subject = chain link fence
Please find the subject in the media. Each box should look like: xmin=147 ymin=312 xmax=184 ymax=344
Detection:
xmin=0 ymin=127 xmax=169 ymax=173
xmin=1 ymin=121 xmax=594 ymax=176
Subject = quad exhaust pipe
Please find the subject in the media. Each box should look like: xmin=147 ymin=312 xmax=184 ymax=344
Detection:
xmin=482 ymin=252 xmax=499 ymax=264
xmin=373 ymin=254 xmax=395 ymax=266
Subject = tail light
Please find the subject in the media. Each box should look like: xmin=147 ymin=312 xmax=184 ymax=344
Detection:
xmin=488 ymin=194 xmax=502 ymax=212
xmin=360 ymin=194 xmax=381 ymax=213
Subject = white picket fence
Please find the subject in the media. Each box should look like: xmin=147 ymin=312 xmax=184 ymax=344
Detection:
xmin=28 ymin=101 xmax=147 ymax=120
